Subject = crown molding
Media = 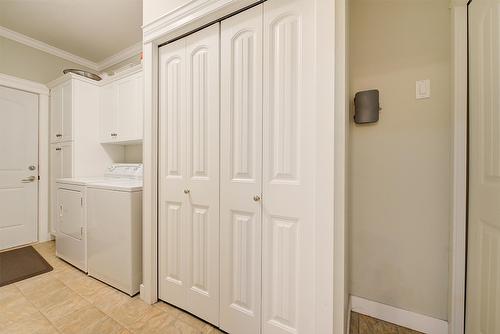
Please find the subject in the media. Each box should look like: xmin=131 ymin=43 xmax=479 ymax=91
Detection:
xmin=0 ymin=72 xmax=49 ymax=95
xmin=142 ymin=0 xmax=260 ymax=44
xmin=97 ymin=41 xmax=143 ymax=71
xmin=0 ymin=25 xmax=100 ymax=70
xmin=0 ymin=25 xmax=142 ymax=72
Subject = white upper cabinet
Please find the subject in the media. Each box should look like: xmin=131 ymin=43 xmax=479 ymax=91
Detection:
xmin=100 ymin=70 xmax=143 ymax=144
xmin=50 ymin=80 xmax=72 ymax=143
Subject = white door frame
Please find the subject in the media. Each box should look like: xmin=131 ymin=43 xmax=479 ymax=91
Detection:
xmin=0 ymin=73 xmax=51 ymax=246
xmin=449 ymin=2 xmax=468 ymax=334
xmin=141 ymin=0 xmax=348 ymax=333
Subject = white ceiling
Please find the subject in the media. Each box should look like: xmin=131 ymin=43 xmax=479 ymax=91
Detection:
xmin=0 ymin=0 xmax=143 ymax=62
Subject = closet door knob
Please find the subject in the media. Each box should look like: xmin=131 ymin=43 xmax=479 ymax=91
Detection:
xmin=253 ymin=195 xmax=261 ymax=202
xmin=184 ymin=189 xmax=190 ymax=194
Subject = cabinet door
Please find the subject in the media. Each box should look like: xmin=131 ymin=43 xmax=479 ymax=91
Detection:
xmin=117 ymin=73 xmax=143 ymax=142
xmin=50 ymin=142 xmax=73 ymax=234
xmin=61 ymin=81 xmax=73 ymax=142
xmin=61 ymin=142 xmax=73 ymax=178
xmin=220 ymin=5 xmax=263 ymax=334
xmin=262 ymin=1 xmax=317 ymax=333
xmin=100 ymin=83 xmax=118 ymax=142
xmin=50 ymin=144 xmax=62 ymax=233
xmin=50 ymin=86 xmax=63 ymax=143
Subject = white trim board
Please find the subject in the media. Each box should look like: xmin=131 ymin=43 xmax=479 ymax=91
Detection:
xmin=350 ymin=296 xmax=449 ymax=334
xmin=0 ymin=25 xmax=142 ymax=72
xmin=0 ymin=73 xmax=49 ymax=96
xmin=449 ymin=3 xmax=468 ymax=334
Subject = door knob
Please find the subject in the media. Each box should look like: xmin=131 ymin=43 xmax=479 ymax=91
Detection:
xmin=184 ymin=189 xmax=191 ymax=194
xmin=253 ymin=195 xmax=261 ymax=202
xmin=21 ymin=176 xmax=36 ymax=183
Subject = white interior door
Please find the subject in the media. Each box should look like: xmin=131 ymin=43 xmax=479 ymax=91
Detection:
xmin=262 ymin=0 xmax=317 ymax=333
xmin=467 ymin=0 xmax=500 ymax=332
xmin=159 ymin=23 xmax=220 ymax=326
xmin=0 ymin=85 xmax=39 ymax=251
xmin=220 ymin=5 xmax=263 ymax=334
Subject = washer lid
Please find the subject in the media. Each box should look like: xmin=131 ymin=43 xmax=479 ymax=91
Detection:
xmin=56 ymin=177 xmax=109 ymax=186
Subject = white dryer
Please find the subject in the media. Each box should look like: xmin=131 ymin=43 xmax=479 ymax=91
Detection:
xmin=56 ymin=177 xmax=107 ymax=272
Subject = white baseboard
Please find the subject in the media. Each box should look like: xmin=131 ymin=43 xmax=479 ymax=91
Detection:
xmin=350 ymin=295 xmax=448 ymax=334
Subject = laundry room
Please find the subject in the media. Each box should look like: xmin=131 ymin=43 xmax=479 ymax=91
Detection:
xmin=0 ymin=0 xmax=494 ymax=334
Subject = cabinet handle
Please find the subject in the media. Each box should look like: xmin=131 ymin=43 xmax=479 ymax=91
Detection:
xmin=184 ymin=189 xmax=190 ymax=194
xmin=111 ymin=133 xmax=118 ymax=137
xmin=56 ymin=134 xmax=62 ymax=138
xmin=253 ymin=195 xmax=261 ymax=202
xmin=55 ymin=148 xmax=62 ymax=151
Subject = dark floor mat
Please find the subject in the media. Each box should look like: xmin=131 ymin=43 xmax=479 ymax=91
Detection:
xmin=0 ymin=246 xmax=53 ymax=287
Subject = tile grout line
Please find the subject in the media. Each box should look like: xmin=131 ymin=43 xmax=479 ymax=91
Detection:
xmin=12 ymin=275 xmax=64 ymax=334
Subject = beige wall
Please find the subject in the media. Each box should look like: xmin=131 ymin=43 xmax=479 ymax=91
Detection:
xmin=349 ymin=0 xmax=451 ymax=320
xmin=143 ymin=0 xmax=187 ymax=25
xmin=0 ymin=36 xmax=95 ymax=84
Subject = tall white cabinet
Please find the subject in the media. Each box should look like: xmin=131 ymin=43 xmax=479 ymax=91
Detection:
xmin=48 ymin=74 xmax=124 ymax=233
xmin=158 ymin=1 xmax=319 ymax=333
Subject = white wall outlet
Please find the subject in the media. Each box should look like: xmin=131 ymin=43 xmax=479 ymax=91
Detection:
xmin=416 ymin=79 xmax=431 ymax=99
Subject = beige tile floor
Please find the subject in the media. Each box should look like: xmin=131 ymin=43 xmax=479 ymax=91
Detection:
xmin=0 ymin=241 xmax=224 ymax=334
xmin=350 ymin=312 xmax=424 ymax=334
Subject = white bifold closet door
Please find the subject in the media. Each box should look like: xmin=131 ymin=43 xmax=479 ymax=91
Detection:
xmin=220 ymin=5 xmax=263 ymax=334
xmin=158 ymin=23 xmax=220 ymax=325
xmin=261 ymin=0 xmax=316 ymax=333
xmin=221 ymin=0 xmax=317 ymax=333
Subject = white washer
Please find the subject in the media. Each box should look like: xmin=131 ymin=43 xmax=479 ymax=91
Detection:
xmin=55 ymin=164 xmax=142 ymax=292
xmin=86 ymin=165 xmax=143 ymax=296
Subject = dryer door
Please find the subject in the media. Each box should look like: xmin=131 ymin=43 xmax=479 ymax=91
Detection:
xmin=58 ymin=188 xmax=83 ymax=240
xmin=56 ymin=185 xmax=86 ymax=272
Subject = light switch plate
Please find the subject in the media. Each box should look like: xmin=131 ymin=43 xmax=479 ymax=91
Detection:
xmin=416 ymin=79 xmax=431 ymax=99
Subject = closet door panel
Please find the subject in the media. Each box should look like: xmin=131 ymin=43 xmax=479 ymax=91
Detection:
xmin=220 ymin=5 xmax=263 ymax=334
xmin=262 ymin=1 xmax=316 ymax=334
xmin=159 ymin=37 xmax=188 ymax=310
xmin=184 ymin=23 xmax=220 ymax=325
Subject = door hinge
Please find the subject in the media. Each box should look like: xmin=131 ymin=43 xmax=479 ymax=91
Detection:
xmin=38 ymin=175 xmax=40 ymax=181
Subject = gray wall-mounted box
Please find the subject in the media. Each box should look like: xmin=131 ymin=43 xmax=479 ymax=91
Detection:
xmin=354 ymin=89 xmax=380 ymax=124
